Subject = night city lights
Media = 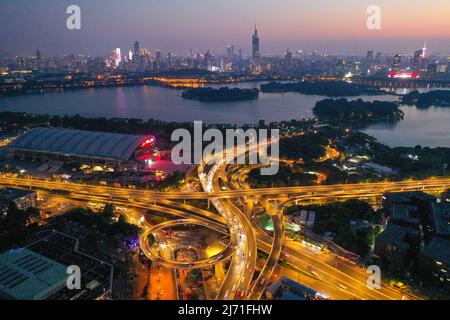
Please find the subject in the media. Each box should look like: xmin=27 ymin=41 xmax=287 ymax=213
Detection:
xmin=0 ymin=0 xmax=449 ymax=316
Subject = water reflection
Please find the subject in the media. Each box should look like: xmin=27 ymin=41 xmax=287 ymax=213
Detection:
xmin=0 ymin=83 xmax=449 ymax=147
xmin=363 ymin=105 xmax=450 ymax=148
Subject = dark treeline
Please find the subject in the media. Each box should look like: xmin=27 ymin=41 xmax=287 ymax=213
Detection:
xmin=248 ymin=162 xmax=318 ymax=188
xmin=260 ymin=81 xmax=385 ymax=96
xmin=0 ymin=76 xmax=166 ymax=97
xmin=313 ymin=98 xmax=403 ymax=122
xmin=52 ymin=205 xmax=140 ymax=239
xmin=402 ymin=90 xmax=450 ymax=108
xmin=0 ymin=112 xmax=195 ymax=148
xmin=0 ymin=112 xmax=318 ymax=148
xmin=279 ymin=133 xmax=328 ymax=163
xmin=0 ymin=203 xmax=40 ymax=251
xmin=0 ymin=112 xmax=249 ymax=149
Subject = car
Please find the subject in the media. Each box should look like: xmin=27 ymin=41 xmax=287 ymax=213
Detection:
xmin=338 ymin=284 xmax=348 ymax=291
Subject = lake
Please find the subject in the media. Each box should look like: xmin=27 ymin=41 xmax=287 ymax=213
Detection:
xmin=1 ymin=83 xmax=449 ymax=148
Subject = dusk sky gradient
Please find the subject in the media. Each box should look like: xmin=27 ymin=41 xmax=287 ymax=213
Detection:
xmin=1 ymin=0 xmax=449 ymax=56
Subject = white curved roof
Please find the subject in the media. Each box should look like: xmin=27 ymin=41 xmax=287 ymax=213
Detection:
xmin=10 ymin=128 xmax=155 ymax=162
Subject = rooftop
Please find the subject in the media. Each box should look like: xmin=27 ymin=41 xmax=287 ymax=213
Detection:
xmin=363 ymin=162 xmax=396 ymax=174
xmin=385 ymin=191 xmax=436 ymax=205
xmin=9 ymin=127 xmax=155 ymax=162
xmin=0 ymin=187 xmax=36 ymax=203
xmin=279 ymin=276 xmax=318 ymax=297
xmin=266 ymin=276 xmax=317 ymax=300
xmin=391 ymin=203 xmax=421 ymax=227
xmin=265 ymin=279 xmax=282 ymax=296
xmin=421 ymin=237 xmax=450 ymax=266
xmin=0 ymin=248 xmax=68 ymax=300
xmin=377 ymin=224 xmax=421 ymax=251
xmin=279 ymin=290 xmax=309 ymax=300
xmin=429 ymin=202 xmax=450 ymax=238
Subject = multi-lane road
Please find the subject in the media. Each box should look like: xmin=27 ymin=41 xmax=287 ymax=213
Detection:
xmin=140 ymin=219 xmax=234 ymax=269
xmin=2 ymin=175 xmax=450 ymax=201
xmin=1 ymin=169 xmax=442 ymax=300
xmin=198 ymin=145 xmax=258 ymax=300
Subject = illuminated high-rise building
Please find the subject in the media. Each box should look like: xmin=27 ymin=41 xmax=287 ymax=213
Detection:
xmin=437 ymin=63 xmax=447 ymax=74
xmin=140 ymin=48 xmax=150 ymax=56
xmin=284 ymin=49 xmax=292 ymax=69
xmin=227 ymin=45 xmax=235 ymax=60
xmin=366 ymin=51 xmax=374 ymax=75
xmin=251 ymin=25 xmax=261 ymax=74
xmin=16 ymin=56 xmax=25 ymax=69
xmin=422 ymin=42 xmax=427 ymax=59
xmin=155 ymin=49 xmax=162 ymax=70
xmin=113 ymin=48 xmax=122 ymax=67
xmin=392 ymin=54 xmax=401 ymax=71
xmin=34 ymin=50 xmax=42 ymax=70
xmin=447 ymin=55 xmax=450 ymax=74
xmin=167 ymin=52 xmax=174 ymax=70
xmin=413 ymin=49 xmax=423 ymax=71
xmin=204 ymin=50 xmax=211 ymax=70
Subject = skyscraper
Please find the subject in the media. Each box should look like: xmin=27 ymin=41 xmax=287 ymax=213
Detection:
xmin=113 ymin=48 xmax=122 ymax=67
xmin=375 ymin=52 xmax=382 ymax=64
xmin=284 ymin=49 xmax=292 ymax=69
xmin=413 ymin=49 xmax=423 ymax=72
xmin=392 ymin=54 xmax=401 ymax=71
xmin=227 ymin=45 xmax=235 ymax=60
xmin=204 ymin=50 xmax=211 ymax=70
xmin=366 ymin=51 xmax=374 ymax=63
xmin=167 ymin=52 xmax=174 ymax=70
xmin=155 ymin=49 xmax=162 ymax=70
xmin=251 ymin=26 xmax=261 ymax=74
xmin=134 ymin=41 xmax=140 ymax=57
xmin=422 ymin=42 xmax=427 ymax=59
xmin=366 ymin=51 xmax=374 ymax=75
xmin=16 ymin=56 xmax=25 ymax=69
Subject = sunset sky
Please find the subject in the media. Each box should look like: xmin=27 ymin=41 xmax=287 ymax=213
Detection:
xmin=1 ymin=0 xmax=449 ymax=56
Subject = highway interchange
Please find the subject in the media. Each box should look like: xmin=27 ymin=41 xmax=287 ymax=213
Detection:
xmin=2 ymin=144 xmax=450 ymax=300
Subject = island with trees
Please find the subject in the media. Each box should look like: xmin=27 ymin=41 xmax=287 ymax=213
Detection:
xmin=260 ymin=81 xmax=385 ymax=97
xmin=313 ymin=98 xmax=403 ymax=122
xmin=402 ymin=90 xmax=450 ymax=108
xmin=181 ymin=87 xmax=259 ymax=102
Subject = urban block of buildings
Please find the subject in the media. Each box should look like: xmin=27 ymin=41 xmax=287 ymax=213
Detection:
xmin=0 ymin=187 xmax=37 ymax=215
xmin=374 ymin=191 xmax=450 ymax=288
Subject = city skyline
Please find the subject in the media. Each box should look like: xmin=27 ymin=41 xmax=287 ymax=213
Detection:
xmin=1 ymin=0 xmax=450 ymax=56
xmin=1 ymin=0 xmax=450 ymax=305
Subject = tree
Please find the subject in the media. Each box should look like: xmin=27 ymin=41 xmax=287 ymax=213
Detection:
xmin=0 ymin=202 xmax=32 ymax=249
xmin=101 ymin=203 xmax=115 ymax=220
